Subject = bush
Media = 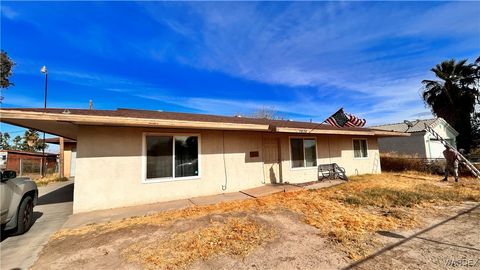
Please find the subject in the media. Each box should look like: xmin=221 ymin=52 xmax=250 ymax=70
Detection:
xmin=380 ymin=153 xmax=474 ymax=176
xmin=380 ymin=153 xmax=444 ymax=175
xmin=34 ymin=174 xmax=69 ymax=186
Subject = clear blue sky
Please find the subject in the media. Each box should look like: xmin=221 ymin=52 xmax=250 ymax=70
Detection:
xmin=1 ymin=1 xmax=479 ymax=141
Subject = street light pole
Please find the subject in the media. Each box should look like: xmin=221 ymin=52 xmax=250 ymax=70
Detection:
xmin=41 ymin=66 xmax=48 ymax=176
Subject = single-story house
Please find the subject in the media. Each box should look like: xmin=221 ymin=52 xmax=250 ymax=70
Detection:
xmin=0 ymin=108 xmax=406 ymax=213
xmin=0 ymin=149 xmax=57 ymax=175
xmin=372 ymin=118 xmax=458 ymax=159
xmin=44 ymin=137 xmax=77 ymax=177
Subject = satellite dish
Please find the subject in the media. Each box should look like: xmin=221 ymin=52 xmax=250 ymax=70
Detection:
xmin=404 ymin=120 xmax=414 ymax=128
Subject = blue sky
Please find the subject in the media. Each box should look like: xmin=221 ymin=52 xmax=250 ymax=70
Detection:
xmin=1 ymin=1 xmax=479 ymax=143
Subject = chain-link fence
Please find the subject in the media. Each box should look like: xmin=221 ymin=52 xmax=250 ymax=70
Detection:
xmin=6 ymin=157 xmax=59 ymax=177
xmin=19 ymin=159 xmax=42 ymax=176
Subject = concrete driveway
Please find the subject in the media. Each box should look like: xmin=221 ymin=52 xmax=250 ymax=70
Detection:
xmin=1 ymin=180 xmax=73 ymax=270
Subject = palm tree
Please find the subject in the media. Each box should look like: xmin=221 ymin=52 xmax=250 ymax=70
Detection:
xmin=422 ymin=57 xmax=480 ymax=152
xmin=22 ymin=129 xmax=47 ymax=152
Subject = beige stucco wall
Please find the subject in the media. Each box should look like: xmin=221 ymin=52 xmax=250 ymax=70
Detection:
xmin=74 ymin=126 xmax=381 ymax=213
xmin=279 ymin=135 xmax=381 ymax=184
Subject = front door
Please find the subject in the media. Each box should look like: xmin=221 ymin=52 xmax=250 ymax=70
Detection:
xmin=263 ymin=137 xmax=281 ymax=184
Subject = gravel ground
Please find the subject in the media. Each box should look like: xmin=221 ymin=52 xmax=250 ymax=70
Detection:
xmin=348 ymin=203 xmax=480 ymax=270
xmin=32 ymin=203 xmax=480 ymax=270
xmin=32 ymin=210 xmax=349 ymax=270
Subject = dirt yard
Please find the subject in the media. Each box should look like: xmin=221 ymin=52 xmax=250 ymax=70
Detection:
xmin=32 ymin=172 xmax=480 ymax=270
xmin=351 ymin=203 xmax=480 ymax=270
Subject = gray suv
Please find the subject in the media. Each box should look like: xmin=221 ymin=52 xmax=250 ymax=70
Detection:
xmin=1 ymin=170 xmax=38 ymax=235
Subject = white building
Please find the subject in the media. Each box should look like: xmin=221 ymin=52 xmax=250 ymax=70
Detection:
xmin=372 ymin=118 xmax=458 ymax=159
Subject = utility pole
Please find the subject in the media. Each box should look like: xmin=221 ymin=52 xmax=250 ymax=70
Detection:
xmin=41 ymin=66 xmax=48 ymax=177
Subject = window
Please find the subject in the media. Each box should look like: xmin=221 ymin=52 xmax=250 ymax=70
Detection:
xmin=290 ymin=138 xmax=317 ymax=168
xmin=353 ymin=139 xmax=368 ymax=158
xmin=145 ymin=135 xmax=199 ymax=180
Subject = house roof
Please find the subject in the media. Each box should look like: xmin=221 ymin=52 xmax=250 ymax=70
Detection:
xmin=371 ymin=118 xmax=459 ymax=135
xmin=0 ymin=108 xmax=408 ymax=139
xmin=0 ymin=149 xmax=57 ymax=157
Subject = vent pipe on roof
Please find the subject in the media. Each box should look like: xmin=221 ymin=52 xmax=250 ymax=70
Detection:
xmin=89 ymin=99 xmax=93 ymax=110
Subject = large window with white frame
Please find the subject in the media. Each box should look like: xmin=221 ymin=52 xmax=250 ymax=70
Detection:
xmin=353 ymin=139 xmax=368 ymax=158
xmin=290 ymin=138 xmax=317 ymax=168
xmin=145 ymin=135 xmax=199 ymax=180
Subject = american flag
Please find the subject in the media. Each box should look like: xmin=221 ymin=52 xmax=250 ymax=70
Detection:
xmin=325 ymin=108 xmax=366 ymax=128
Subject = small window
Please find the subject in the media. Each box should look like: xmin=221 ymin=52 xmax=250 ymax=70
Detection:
xmin=145 ymin=135 xmax=199 ymax=180
xmin=353 ymin=139 xmax=368 ymax=158
xmin=290 ymin=138 xmax=317 ymax=168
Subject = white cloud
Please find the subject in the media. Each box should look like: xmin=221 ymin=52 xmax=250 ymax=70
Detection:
xmin=128 ymin=92 xmax=338 ymax=121
xmin=1 ymin=6 xmax=18 ymax=19
xmin=5 ymin=2 xmax=474 ymax=126
xmin=1 ymin=94 xmax=42 ymax=108
xmin=139 ymin=2 xmax=477 ymax=124
xmin=1 ymin=93 xmax=92 ymax=109
xmin=15 ymin=66 xmax=154 ymax=93
xmin=401 ymin=2 xmax=480 ymax=38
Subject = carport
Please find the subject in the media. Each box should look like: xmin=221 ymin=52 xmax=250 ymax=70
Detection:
xmin=1 ymin=109 xmax=79 ymax=269
xmin=1 ymin=180 xmax=74 ymax=269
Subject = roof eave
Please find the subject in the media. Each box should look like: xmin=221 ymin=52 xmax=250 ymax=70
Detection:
xmin=0 ymin=109 xmax=409 ymax=137
xmin=0 ymin=109 xmax=271 ymax=132
xmin=276 ymin=127 xmax=378 ymax=136
xmin=372 ymin=130 xmax=411 ymax=137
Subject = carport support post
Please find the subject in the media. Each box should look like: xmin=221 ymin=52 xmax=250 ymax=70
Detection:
xmin=42 ymin=133 xmax=45 ymax=177
xmin=59 ymin=137 xmax=64 ymax=178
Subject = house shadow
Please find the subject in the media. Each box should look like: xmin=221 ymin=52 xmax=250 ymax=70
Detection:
xmin=377 ymin=230 xmax=480 ymax=252
xmin=37 ymin=183 xmax=74 ymax=205
xmin=269 ymin=166 xmax=277 ymax=184
xmin=342 ymin=204 xmax=480 ymax=269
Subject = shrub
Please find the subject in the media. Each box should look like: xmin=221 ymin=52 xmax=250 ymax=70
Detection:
xmin=380 ymin=153 xmax=473 ymax=176
xmin=380 ymin=153 xmax=444 ymax=175
xmin=34 ymin=174 xmax=69 ymax=186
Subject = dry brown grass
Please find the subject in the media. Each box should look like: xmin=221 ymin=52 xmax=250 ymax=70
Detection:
xmin=52 ymin=172 xmax=480 ymax=266
xmin=122 ymin=217 xmax=275 ymax=270
xmin=33 ymin=174 xmax=69 ymax=186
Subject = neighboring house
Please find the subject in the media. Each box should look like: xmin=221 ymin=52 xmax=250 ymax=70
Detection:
xmin=372 ymin=118 xmax=458 ymax=159
xmin=44 ymin=137 xmax=77 ymax=177
xmin=0 ymin=149 xmax=57 ymax=175
xmin=0 ymin=108 xmax=406 ymax=213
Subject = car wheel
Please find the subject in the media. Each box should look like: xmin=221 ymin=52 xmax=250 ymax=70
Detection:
xmin=13 ymin=196 xmax=34 ymax=235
